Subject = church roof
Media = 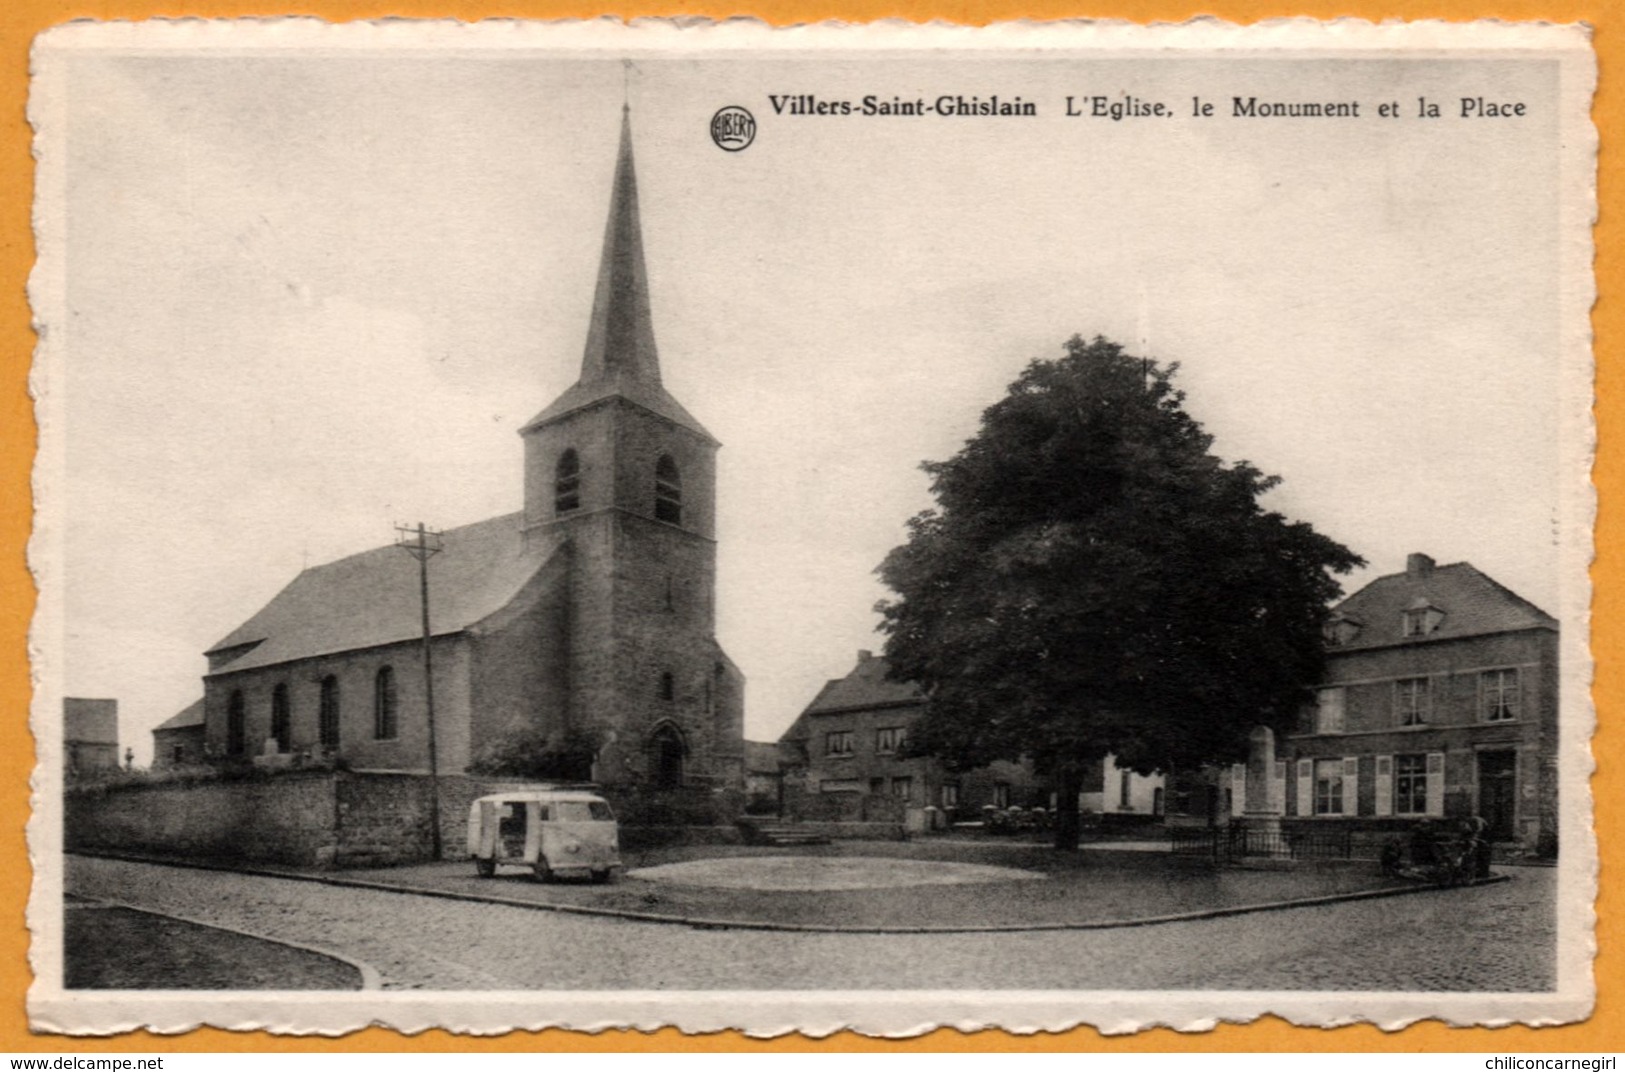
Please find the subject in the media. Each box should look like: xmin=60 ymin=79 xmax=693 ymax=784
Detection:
xmin=522 ymin=107 xmax=714 ymax=442
xmin=154 ymin=697 xmax=205 ymax=732
xmin=206 ymin=513 xmax=561 ymax=675
xmin=1330 ymin=555 xmax=1557 ymax=652
xmin=802 ymin=652 xmax=926 ymax=715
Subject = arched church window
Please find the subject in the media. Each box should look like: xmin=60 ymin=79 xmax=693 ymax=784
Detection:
xmin=659 ymin=671 xmax=675 ymax=702
xmin=270 ymin=683 xmax=291 ymax=753
xmin=318 ymin=675 xmax=340 ymax=751
xmin=226 ymin=690 xmax=246 ymax=756
xmin=374 ymin=666 xmax=398 ymax=740
xmin=555 ymin=450 xmax=582 ymax=515
xmin=654 ymin=454 xmax=682 ymax=525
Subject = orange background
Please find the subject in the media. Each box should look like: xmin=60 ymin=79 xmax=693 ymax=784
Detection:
xmin=0 ymin=0 xmax=1613 ymax=1052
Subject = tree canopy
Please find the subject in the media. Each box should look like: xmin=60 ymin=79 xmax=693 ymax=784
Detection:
xmin=875 ymin=336 xmax=1362 ymax=845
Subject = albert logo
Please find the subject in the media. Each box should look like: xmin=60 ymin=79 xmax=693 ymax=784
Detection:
xmin=710 ymin=106 xmax=756 ymax=151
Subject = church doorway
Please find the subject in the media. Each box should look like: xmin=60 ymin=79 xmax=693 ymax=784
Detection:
xmin=649 ymin=723 xmax=686 ymax=789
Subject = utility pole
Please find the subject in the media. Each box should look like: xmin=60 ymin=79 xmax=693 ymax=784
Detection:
xmin=396 ymin=522 xmax=445 ymax=860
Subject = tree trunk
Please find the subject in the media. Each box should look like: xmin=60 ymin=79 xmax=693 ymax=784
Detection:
xmin=1053 ymin=765 xmax=1083 ymax=851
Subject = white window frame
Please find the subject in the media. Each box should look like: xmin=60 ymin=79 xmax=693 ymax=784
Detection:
xmin=1313 ymin=758 xmax=1344 ymax=815
xmin=1481 ymin=668 xmax=1521 ymax=722
xmin=875 ymin=726 xmax=906 ymax=754
xmin=1396 ymin=677 xmax=1430 ymax=727
xmin=1394 ymin=753 xmax=1429 ymax=815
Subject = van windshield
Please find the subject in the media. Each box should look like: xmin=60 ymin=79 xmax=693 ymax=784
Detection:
xmin=554 ymin=800 xmax=614 ymax=822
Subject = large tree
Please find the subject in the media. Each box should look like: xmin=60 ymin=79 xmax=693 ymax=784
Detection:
xmin=876 ymin=336 xmax=1363 ymax=849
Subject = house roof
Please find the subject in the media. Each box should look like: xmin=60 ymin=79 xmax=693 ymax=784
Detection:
xmin=153 ymin=698 xmax=205 ymax=732
xmin=801 ymin=653 xmax=925 ymax=716
xmin=206 ymin=512 xmax=562 ymax=674
xmin=1330 ymin=557 xmax=1557 ymax=652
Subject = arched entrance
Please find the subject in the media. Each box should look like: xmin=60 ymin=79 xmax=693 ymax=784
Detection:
xmin=648 ymin=722 xmax=686 ymax=789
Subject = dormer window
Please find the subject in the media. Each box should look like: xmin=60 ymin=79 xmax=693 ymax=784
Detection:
xmin=1322 ymin=613 xmax=1363 ymax=647
xmin=554 ymin=450 xmax=581 ymax=515
xmin=654 ymin=454 xmax=682 ymax=525
xmin=1402 ymin=598 xmax=1445 ymax=638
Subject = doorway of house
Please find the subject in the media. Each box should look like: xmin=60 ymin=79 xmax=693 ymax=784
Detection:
xmin=1477 ymin=750 xmax=1518 ymax=841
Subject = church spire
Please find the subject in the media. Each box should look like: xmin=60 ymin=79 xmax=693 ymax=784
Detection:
xmin=521 ymin=105 xmax=713 ymax=442
xmin=579 ymin=104 xmax=660 ymax=388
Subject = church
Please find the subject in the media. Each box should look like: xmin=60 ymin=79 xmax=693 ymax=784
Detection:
xmin=197 ymin=108 xmax=746 ymax=796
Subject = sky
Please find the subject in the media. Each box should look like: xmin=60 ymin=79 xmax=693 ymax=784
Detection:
xmin=34 ymin=29 xmax=1583 ymax=764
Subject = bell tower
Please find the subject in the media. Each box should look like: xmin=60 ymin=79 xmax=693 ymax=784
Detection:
xmin=517 ymin=106 xmax=737 ymax=789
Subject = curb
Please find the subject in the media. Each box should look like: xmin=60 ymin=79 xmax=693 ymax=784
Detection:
xmin=71 ymin=848 xmax=1513 ymax=935
xmin=71 ymin=895 xmax=384 ymax=989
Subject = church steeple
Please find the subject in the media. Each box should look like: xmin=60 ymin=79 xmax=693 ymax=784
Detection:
xmin=522 ymin=106 xmax=712 ymax=441
xmin=580 ymin=105 xmax=659 ymax=389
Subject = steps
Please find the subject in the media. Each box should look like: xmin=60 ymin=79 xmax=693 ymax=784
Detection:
xmin=737 ymin=820 xmax=832 ymax=847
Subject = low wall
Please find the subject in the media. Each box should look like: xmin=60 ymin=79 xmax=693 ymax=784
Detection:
xmin=67 ymin=771 xmax=750 ymax=867
xmin=67 ymin=771 xmax=341 ymax=866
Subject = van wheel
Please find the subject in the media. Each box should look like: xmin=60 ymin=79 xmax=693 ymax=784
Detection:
xmin=590 ymin=869 xmax=611 ymax=884
xmin=475 ymin=858 xmax=496 ymax=878
xmin=534 ymin=860 xmax=553 ymax=884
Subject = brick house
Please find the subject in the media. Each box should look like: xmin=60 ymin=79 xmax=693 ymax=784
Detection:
xmin=779 ymin=651 xmax=1162 ymax=821
xmin=198 ymin=110 xmax=744 ymax=797
xmin=151 ymin=698 xmax=206 ymax=768
xmin=1282 ymin=552 xmax=1559 ymax=856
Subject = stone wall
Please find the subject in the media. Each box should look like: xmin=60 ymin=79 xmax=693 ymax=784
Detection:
xmin=67 ymin=770 xmax=746 ymax=868
xmin=67 ymin=771 xmax=340 ymax=865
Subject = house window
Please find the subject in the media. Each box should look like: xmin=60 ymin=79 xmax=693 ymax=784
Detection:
xmin=1396 ymin=677 xmax=1430 ymax=726
xmin=270 ymin=683 xmax=291 ymax=753
xmin=172 ymin=744 xmax=185 ymax=764
xmin=654 ymin=454 xmax=682 ymax=525
xmin=226 ymin=690 xmax=246 ymax=756
xmin=891 ymin=776 xmax=913 ymax=802
xmin=1315 ymin=688 xmax=1346 ymax=734
xmin=374 ymin=666 xmax=398 ymax=740
xmin=554 ymin=450 xmax=581 ymax=515
xmin=659 ymin=671 xmax=675 ymax=702
xmin=876 ymin=726 xmax=906 ymax=754
xmin=1313 ymin=758 xmax=1344 ymax=815
xmin=993 ymin=783 xmax=1011 ymax=808
xmin=1119 ymin=769 xmax=1133 ymax=809
xmin=825 ymin=730 xmax=855 ymax=757
xmin=1482 ymin=669 xmax=1521 ymax=721
xmin=318 ymin=675 xmax=340 ymax=750
xmin=1395 ymin=753 xmax=1428 ymax=815
xmin=941 ymin=784 xmax=960 ymax=808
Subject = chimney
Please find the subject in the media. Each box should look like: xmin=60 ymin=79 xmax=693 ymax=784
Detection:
xmin=1406 ymin=553 xmax=1436 ymax=579
xmin=857 ymin=649 xmax=873 ymax=664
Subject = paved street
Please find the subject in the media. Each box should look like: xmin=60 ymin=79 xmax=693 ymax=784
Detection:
xmin=65 ymin=855 xmax=1555 ymax=992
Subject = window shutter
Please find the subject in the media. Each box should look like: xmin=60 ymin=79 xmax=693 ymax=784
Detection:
xmin=1426 ymin=752 xmax=1445 ymax=816
xmin=1296 ymin=759 xmax=1312 ymax=817
xmin=1342 ymin=756 xmax=1359 ymax=816
xmin=1374 ymin=755 xmax=1393 ymax=816
xmin=1230 ymin=764 xmax=1246 ymax=817
xmin=1271 ymin=761 xmax=1287 ymax=812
